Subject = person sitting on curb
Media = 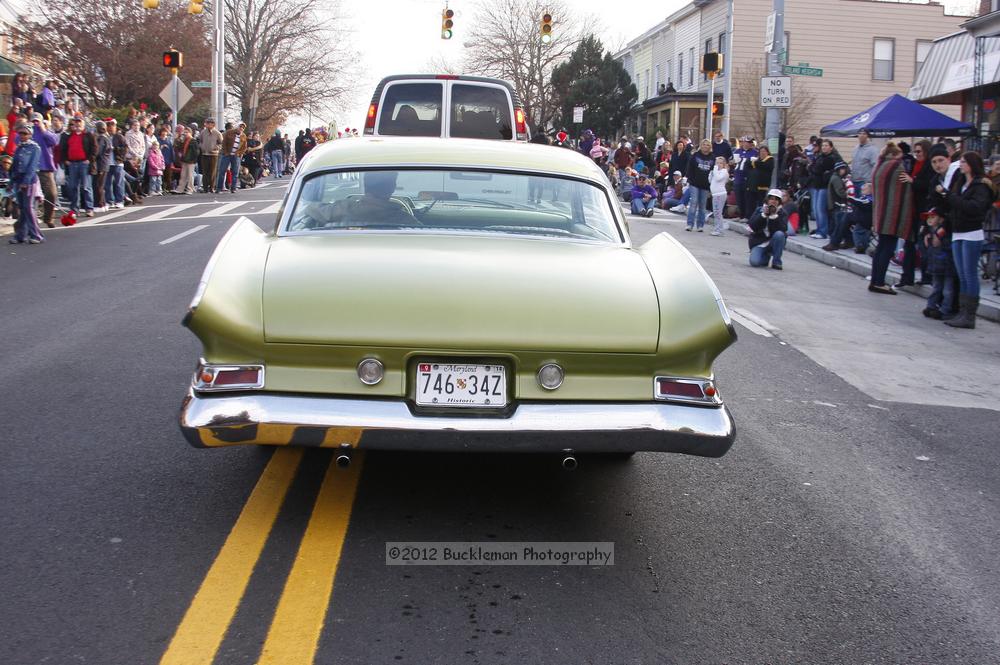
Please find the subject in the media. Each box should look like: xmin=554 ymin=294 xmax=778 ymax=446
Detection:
xmin=747 ymin=188 xmax=788 ymax=270
xmin=661 ymin=171 xmax=685 ymax=210
xmin=630 ymin=174 xmax=657 ymax=217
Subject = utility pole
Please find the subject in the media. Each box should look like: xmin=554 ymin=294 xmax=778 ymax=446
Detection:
xmin=211 ymin=0 xmax=226 ymax=125
xmin=764 ymin=0 xmax=784 ymax=188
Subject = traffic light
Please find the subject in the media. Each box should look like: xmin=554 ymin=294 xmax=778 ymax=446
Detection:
xmin=163 ymin=50 xmax=182 ymax=70
xmin=701 ymin=52 xmax=723 ymax=77
xmin=441 ymin=8 xmax=454 ymax=39
xmin=540 ymin=12 xmax=553 ymax=43
xmin=142 ymin=0 xmax=159 ymax=9
xmin=188 ymin=0 xmax=204 ymax=13
xmin=712 ymin=102 xmax=725 ymax=116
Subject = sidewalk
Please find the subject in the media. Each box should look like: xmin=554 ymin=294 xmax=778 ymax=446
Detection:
xmin=724 ymin=218 xmax=1000 ymax=324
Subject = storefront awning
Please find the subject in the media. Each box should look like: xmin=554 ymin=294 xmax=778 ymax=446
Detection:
xmin=909 ymin=31 xmax=1000 ymax=105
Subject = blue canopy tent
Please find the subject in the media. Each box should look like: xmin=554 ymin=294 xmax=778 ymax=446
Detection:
xmin=820 ymin=94 xmax=975 ymax=138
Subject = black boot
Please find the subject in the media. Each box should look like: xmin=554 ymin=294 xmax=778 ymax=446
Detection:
xmin=944 ymin=294 xmax=977 ymax=329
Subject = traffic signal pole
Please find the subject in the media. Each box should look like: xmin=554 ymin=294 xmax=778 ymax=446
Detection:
xmin=211 ymin=0 xmax=225 ymax=124
xmin=705 ymin=72 xmax=716 ymax=141
xmin=171 ymin=71 xmax=179 ymax=130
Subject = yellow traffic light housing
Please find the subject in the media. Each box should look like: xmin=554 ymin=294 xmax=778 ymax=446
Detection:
xmin=188 ymin=0 xmax=204 ymax=14
xmin=441 ymin=8 xmax=454 ymax=40
xmin=142 ymin=0 xmax=159 ymax=9
xmin=540 ymin=12 xmax=553 ymax=44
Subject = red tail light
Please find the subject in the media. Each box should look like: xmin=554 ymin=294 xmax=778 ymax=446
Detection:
xmin=654 ymin=377 xmax=722 ymax=405
xmin=214 ymin=368 xmax=262 ymax=386
xmin=515 ymin=108 xmax=527 ymax=137
xmin=435 ymin=74 xmax=459 ymax=80
xmin=364 ymin=103 xmax=377 ymax=134
xmin=194 ymin=362 xmax=265 ymax=392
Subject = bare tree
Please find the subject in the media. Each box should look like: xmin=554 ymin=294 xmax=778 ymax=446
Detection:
xmin=463 ymin=0 xmax=589 ymax=130
xmin=20 ymin=2 xmax=211 ymax=107
xmin=224 ymin=0 xmax=357 ymax=130
xmin=730 ymin=58 xmax=815 ymax=140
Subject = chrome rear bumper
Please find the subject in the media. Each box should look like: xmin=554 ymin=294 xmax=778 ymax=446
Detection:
xmin=179 ymin=391 xmax=736 ymax=457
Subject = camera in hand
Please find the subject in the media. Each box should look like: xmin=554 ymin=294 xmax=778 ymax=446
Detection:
xmin=764 ymin=204 xmax=777 ymax=216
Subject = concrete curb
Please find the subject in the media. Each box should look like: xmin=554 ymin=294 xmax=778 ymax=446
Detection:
xmin=725 ymin=220 xmax=1000 ymax=324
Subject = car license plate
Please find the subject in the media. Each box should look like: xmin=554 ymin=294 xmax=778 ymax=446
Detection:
xmin=415 ymin=363 xmax=507 ymax=408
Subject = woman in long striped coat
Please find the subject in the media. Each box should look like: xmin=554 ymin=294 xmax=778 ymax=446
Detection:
xmin=868 ymin=143 xmax=914 ymax=294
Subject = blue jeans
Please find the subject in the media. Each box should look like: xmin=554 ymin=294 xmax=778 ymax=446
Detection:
xmin=828 ymin=208 xmax=849 ymax=245
xmin=105 ymin=164 xmax=125 ymax=204
xmin=927 ymin=273 xmax=955 ymax=312
xmin=852 ymin=226 xmax=871 ymax=250
xmin=631 ymin=197 xmax=655 ymax=214
xmin=65 ymin=161 xmax=93 ymax=212
xmin=749 ymin=231 xmax=786 ymax=267
xmin=810 ymin=188 xmax=829 ymax=236
xmin=686 ymin=186 xmax=708 ymax=228
xmin=216 ymin=154 xmax=240 ymax=192
xmin=14 ymin=187 xmax=43 ymax=241
xmin=952 ymin=239 xmax=984 ymax=296
xmin=269 ymin=150 xmax=284 ymax=177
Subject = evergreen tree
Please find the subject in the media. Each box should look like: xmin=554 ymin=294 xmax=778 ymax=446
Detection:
xmin=550 ymin=35 xmax=638 ymax=140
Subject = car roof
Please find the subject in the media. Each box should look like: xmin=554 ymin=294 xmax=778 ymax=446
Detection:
xmin=300 ymin=137 xmax=608 ymax=185
xmin=369 ymin=74 xmax=523 ymax=108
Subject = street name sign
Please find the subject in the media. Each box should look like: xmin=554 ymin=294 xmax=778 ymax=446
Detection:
xmin=783 ymin=64 xmax=823 ymax=77
xmin=760 ymin=76 xmax=792 ymax=108
xmin=191 ymin=81 xmax=212 ymax=88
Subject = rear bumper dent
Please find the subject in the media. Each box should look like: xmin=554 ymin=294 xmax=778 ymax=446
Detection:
xmin=179 ymin=391 xmax=736 ymax=457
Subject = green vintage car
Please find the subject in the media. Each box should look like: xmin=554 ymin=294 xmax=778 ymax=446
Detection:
xmin=179 ymin=137 xmax=737 ymax=458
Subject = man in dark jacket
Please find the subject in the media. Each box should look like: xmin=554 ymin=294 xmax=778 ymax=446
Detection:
xmin=712 ymin=131 xmax=733 ymax=161
xmin=748 ymin=188 xmax=789 ymax=269
xmin=264 ymin=130 xmax=285 ymax=179
xmin=107 ymin=119 xmax=128 ymax=208
xmin=59 ymin=116 xmax=97 ymax=216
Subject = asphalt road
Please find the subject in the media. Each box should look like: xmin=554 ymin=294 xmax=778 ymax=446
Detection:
xmin=1 ymin=182 xmax=998 ymax=665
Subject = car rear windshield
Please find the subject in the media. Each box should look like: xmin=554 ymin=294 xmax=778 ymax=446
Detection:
xmin=285 ymin=169 xmax=622 ymax=243
xmin=377 ymin=83 xmax=443 ymax=137
xmin=450 ymin=84 xmax=513 ymax=140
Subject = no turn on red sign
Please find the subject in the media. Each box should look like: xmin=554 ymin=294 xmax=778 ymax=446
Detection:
xmin=760 ymin=76 xmax=792 ymax=108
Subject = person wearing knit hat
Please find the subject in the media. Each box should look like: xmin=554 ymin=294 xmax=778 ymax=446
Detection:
xmin=823 ymin=161 xmax=854 ymax=251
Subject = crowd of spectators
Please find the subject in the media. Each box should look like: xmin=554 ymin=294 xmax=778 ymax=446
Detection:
xmin=559 ymin=124 xmax=997 ymax=328
xmin=0 ymin=76 xmax=340 ymax=245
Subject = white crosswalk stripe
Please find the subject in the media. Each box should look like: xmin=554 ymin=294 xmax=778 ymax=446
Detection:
xmin=159 ymin=225 xmax=209 ymax=245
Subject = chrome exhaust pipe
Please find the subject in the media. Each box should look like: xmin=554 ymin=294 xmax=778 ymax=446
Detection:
xmin=561 ymin=455 xmax=578 ymax=471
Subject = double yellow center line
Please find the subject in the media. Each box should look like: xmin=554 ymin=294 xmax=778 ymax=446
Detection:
xmin=160 ymin=448 xmax=364 ymax=665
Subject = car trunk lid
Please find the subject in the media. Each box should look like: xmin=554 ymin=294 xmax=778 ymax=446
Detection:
xmin=262 ymin=234 xmax=659 ymax=353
